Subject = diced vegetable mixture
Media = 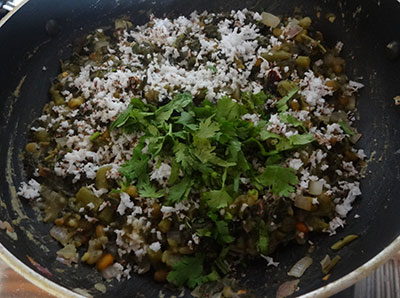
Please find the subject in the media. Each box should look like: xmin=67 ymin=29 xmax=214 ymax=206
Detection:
xmin=18 ymin=9 xmax=366 ymax=291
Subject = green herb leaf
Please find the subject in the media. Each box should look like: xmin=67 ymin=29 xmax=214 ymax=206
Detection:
xmin=339 ymin=120 xmax=356 ymax=136
xmin=119 ymin=140 xmax=149 ymax=186
xmin=167 ymin=254 xmax=207 ymax=288
xmin=168 ymin=160 xmax=180 ymax=185
xmin=257 ymin=165 xmax=298 ymax=197
xmin=275 ymin=138 xmax=293 ymax=152
xmin=139 ymin=184 xmax=165 ymax=198
xmin=242 ymin=91 xmax=269 ymax=112
xmin=196 ymin=228 xmax=212 ymax=237
xmin=215 ymin=220 xmax=235 ymax=244
xmin=276 ymin=88 xmax=299 ymax=113
xmin=193 ymin=101 xmax=216 ymax=119
xmin=206 ymin=270 xmax=220 ymax=282
xmin=289 ymin=134 xmax=315 ymax=146
xmin=110 ymin=103 xmax=134 ymax=130
xmin=203 ymin=190 xmax=233 ymax=209
xmin=166 ymin=177 xmax=193 ymax=205
xmin=280 ymin=113 xmax=306 ymax=131
xmin=156 ymin=92 xmax=193 ymax=123
xmin=260 ymin=130 xmax=281 ymax=141
xmin=195 ymin=117 xmax=220 ymax=139
xmin=110 ymin=97 xmax=155 ymax=132
xmin=176 ymin=111 xmax=198 ymax=130
xmin=173 ymin=142 xmax=197 ymax=172
xmin=210 ymin=156 xmax=236 ymax=168
xmin=192 ymin=137 xmax=216 ymax=163
xmin=216 ymin=96 xmax=241 ymax=121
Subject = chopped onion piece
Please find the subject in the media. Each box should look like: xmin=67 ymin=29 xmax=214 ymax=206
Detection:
xmin=288 ymin=256 xmax=313 ymax=277
xmin=57 ymin=244 xmax=78 ymax=263
xmin=320 ymin=254 xmax=331 ymax=270
xmin=167 ymin=231 xmax=182 ymax=244
xmin=286 ymin=20 xmax=303 ymax=38
xmin=261 ymin=12 xmax=281 ymax=28
xmin=348 ymin=80 xmax=365 ymax=90
xmin=321 ymin=255 xmax=341 ymax=274
xmin=102 ymin=263 xmax=123 ymax=279
xmin=55 ymin=137 xmax=67 ymax=147
xmin=330 ymin=111 xmax=348 ymax=123
xmin=294 ymin=195 xmax=314 ymax=211
xmin=309 ymin=180 xmax=323 ymax=195
xmin=276 ymin=279 xmax=300 ymax=298
xmin=50 ymin=226 xmax=73 ymax=246
xmin=94 ymin=41 xmax=109 ymax=51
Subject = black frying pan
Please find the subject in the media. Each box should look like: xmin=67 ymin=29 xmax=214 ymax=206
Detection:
xmin=1 ymin=0 xmax=400 ymax=297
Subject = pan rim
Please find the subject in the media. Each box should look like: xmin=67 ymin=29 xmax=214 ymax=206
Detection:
xmin=0 ymin=0 xmax=29 ymax=28
xmin=1 ymin=0 xmax=399 ymax=297
xmin=298 ymin=236 xmax=400 ymax=297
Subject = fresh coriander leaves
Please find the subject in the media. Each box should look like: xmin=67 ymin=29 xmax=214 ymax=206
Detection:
xmin=195 ymin=116 xmax=220 ymax=139
xmin=289 ymin=134 xmax=315 ymax=146
xmin=256 ymin=165 xmax=298 ymax=197
xmin=113 ymin=91 xmax=304 ymax=203
xmin=215 ymin=220 xmax=235 ymax=244
xmin=110 ymin=103 xmax=134 ymax=130
xmin=339 ymin=119 xmax=356 ymax=136
xmin=119 ymin=140 xmax=149 ymax=187
xmin=166 ymin=177 xmax=193 ymax=205
xmin=216 ymin=96 xmax=241 ymax=121
xmin=156 ymin=92 xmax=193 ymax=123
xmin=280 ymin=113 xmax=307 ymax=132
xmin=111 ymin=97 xmax=155 ymax=132
xmin=167 ymin=254 xmax=207 ymax=288
xmin=203 ymin=190 xmax=233 ymax=209
xmin=139 ymin=184 xmax=165 ymax=199
xmin=276 ymin=88 xmax=299 ymax=113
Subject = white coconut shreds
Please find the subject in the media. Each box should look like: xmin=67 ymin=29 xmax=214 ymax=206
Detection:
xmin=17 ymin=179 xmax=41 ymax=199
xmin=150 ymin=162 xmax=172 ymax=185
xmin=117 ymin=192 xmax=134 ymax=215
xmin=17 ymin=10 xmax=367 ymax=283
xmin=260 ymin=255 xmax=280 ymax=267
xmin=149 ymin=241 xmax=162 ymax=252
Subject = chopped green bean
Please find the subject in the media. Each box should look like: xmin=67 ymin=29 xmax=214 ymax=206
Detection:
xmin=331 ymin=235 xmax=359 ymax=250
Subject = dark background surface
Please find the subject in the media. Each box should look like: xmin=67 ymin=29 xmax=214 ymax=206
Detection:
xmin=0 ymin=0 xmax=400 ymax=297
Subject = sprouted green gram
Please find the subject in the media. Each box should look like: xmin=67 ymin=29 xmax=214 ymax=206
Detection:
xmin=18 ymin=10 xmax=366 ymax=290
